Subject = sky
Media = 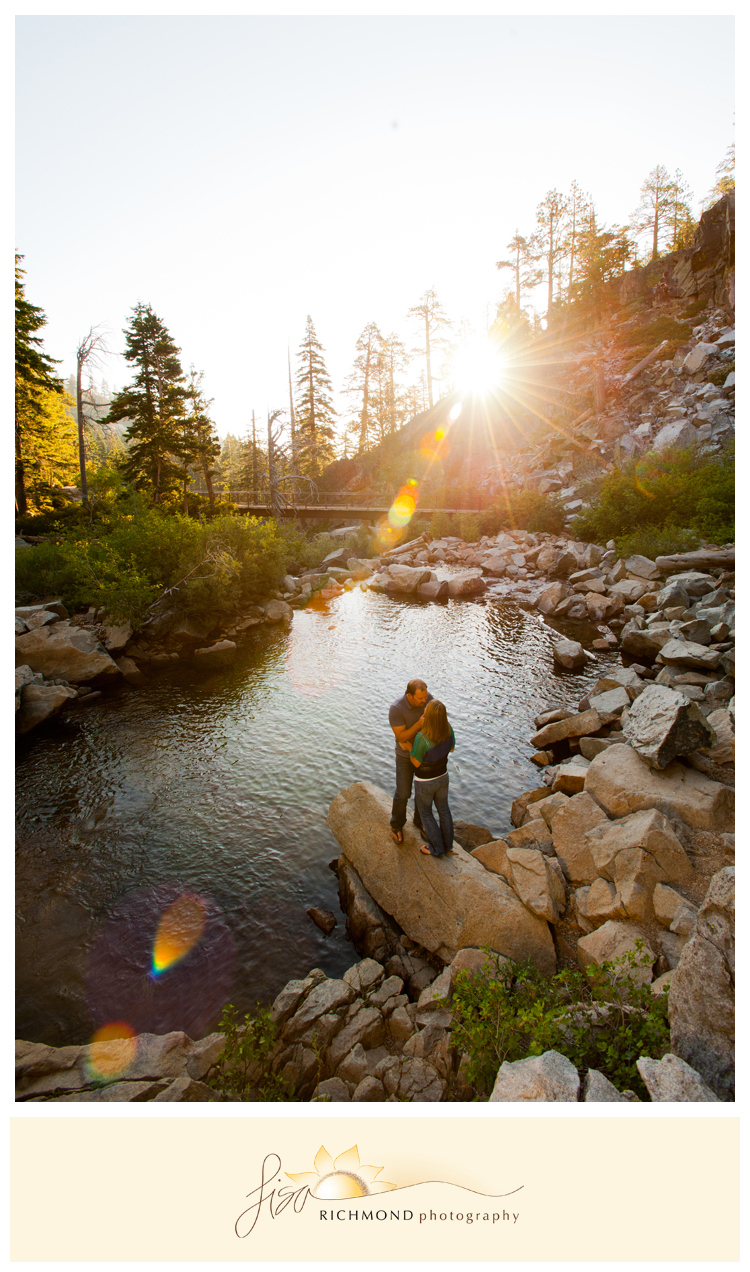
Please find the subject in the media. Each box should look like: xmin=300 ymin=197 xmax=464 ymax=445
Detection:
xmin=16 ymin=14 xmax=734 ymax=443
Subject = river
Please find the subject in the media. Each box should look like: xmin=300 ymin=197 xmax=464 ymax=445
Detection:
xmin=15 ymin=581 xmax=616 ymax=1046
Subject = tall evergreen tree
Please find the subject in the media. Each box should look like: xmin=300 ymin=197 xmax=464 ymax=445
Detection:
xmin=704 ymin=144 xmax=735 ymax=207
xmin=407 ymin=288 xmax=451 ymax=408
xmin=344 ymin=321 xmax=382 ymax=453
xmin=294 ymin=316 xmax=337 ymax=478
xmin=664 ymin=170 xmax=695 ymax=251
xmin=530 ymin=189 xmax=569 ymax=318
xmin=572 ymin=209 xmax=635 ymax=309
xmin=630 ymin=164 xmax=678 ymax=261
xmin=564 ymin=180 xmax=590 ymax=301
xmin=103 ymin=303 xmax=187 ymax=503
xmin=496 ymin=231 xmax=540 ymax=315
xmin=15 ymin=254 xmax=64 ymax=513
xmin=183 ymin=366 xmax=220 ymax=508
xmin=374 ymin=332 xmax=409 ymax=439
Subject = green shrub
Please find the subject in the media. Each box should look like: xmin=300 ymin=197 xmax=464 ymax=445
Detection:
xmin=571 ymin=443 xmax=734 ymax=545
xmin=620 ymin=315 xmax=692 ymax=348
xmin=682 ymin=298 xmax=708 ymax=318
xmin=286 ymin=525 xmax=374 ymax=570
xmin=450 ymin=944 xmax=670 ymax=1101
xmin=208 ymin=1003 xmax=296 ymax=1101
xmin=15 ymin=509 xmax=294 ymax=626
xmin=455 ymin=511 xmax=481 ymax=542
xmin=614 ymin=525 xmax=700 ymax=561
xmin=492 ymin=489 xmax=566 ymax=535
xmin=429 ymin=510 xmax=453 ymax=539
xmin=706 ymin=362 xmax=734 ymax=387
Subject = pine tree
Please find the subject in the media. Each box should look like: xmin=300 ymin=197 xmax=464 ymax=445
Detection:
xmin=294 ymin=316 xmax=337 ymax=478
xmin=103 ymin=303 xmax=188 ymax=502
xmin=15 ymin=254 xmax=64 ymax=513
xmin=630 ymin=165 xmax=680 ymax=261
xmin=183 ymin=367 xmax=220 ymax=508
xmin=572 ymin=210 xmax=635 ymax=309
xmin=564 ymin=180 xmax=591 ymax=301
xmin=344 ymin=321 xmax=382 ymax=453
xmin=530 ymin=190 xmax=569 ymax=318
xmin=664 ymin=170 xmax=695 ymax=251
xmin=373 ymin=332 xmax=409 ymax=440
xmin=496 ymin=231 xmax=540 ymax=315
xmin=407 ymin=288 xmax=452 ymax=408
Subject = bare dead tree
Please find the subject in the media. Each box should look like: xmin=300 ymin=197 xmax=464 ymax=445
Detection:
xmin=75 ymin=326 xmax=110 ymax=504
xmin=265 ymin=408 xmax=318 ymax=516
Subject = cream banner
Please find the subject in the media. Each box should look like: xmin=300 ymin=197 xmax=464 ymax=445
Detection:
xmin=11 ymin=1114 xmax=739 ymax=1262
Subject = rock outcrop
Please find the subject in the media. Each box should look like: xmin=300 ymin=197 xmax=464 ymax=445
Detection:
xmin=15 ymin=621 xmax=120 ymax=684
xmin=668 ymin=867 xmax=735 ymax=1100
xmin=583 ymin=744 xmax=734 ymax=831
xmin=327 ymin=781 xmax=556 ymax=973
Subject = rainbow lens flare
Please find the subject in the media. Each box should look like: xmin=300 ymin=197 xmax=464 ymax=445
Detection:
xmin=388 ymin=479 xmax=419 ymax=529
xmin=420 ymin=428 xmax=450 ymax=462
xmin=85 ymin=1021 xmax=138 ymax=1082
xmin=152 ymin=893 xmax=206 ymax=976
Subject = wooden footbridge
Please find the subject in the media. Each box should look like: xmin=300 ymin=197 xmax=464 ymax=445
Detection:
xmin=223 ymin=491 xmax=490 ymax=519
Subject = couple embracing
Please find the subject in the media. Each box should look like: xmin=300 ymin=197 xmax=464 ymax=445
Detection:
xmin=388 ymin=679 xmax=455 ymax=858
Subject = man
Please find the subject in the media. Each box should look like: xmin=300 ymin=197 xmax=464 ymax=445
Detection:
xmin=388 ymin=678 xmax=433 ymax=843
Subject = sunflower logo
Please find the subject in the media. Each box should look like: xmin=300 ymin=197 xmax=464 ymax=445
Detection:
xmin=286 ymin=1145 xmax=396 ymax=1199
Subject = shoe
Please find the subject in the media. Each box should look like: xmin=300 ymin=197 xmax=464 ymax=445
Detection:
xmin=391 ymin=829 xmax=404 ymax=844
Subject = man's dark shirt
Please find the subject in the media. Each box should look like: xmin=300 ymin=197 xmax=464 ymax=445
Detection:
xmin=388 ymin=692 xmax=434 ymax=758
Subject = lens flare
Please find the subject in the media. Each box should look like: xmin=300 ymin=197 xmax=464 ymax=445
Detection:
xmin=152 ymin=893 xmax=206 ymax=976
xmin=452 ymin=339 xmax=505 ymax=393
xmin=85 ymin=1021 xmax=138 ymax=1082
xmin=448 ymin=402 xmax=462 ymax=422
xmin=420 ymin=428 xmax=450 ymax=462
xmin=388 ymin=478 xmax=419 ymax=529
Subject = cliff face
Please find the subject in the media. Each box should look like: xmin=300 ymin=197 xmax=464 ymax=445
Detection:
xmin=611 ymin=193 xmax=734 ymax=312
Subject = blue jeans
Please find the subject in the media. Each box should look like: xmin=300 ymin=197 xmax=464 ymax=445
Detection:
xmin=390 ymin=753 xmax=423 ymax=832
xmin=414 ymin=773 xmax=453 ymax=857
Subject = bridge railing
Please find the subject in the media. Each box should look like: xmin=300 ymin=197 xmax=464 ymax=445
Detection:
xmin=223 ymin=490 xmax=388 ymax=508
xmin=221 ymin=490 xmax=496 ymax=511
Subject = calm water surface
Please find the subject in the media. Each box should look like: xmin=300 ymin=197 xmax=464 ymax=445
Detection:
xmin=16 ymin=584 xmax=615 ymax=1045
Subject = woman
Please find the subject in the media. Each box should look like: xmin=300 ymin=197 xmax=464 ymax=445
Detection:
xmin=409 ymin=700 xmax=456 ymax=858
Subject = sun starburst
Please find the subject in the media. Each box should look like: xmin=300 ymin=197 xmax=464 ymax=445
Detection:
xmin=286 ymin=1145 xmax=396 ymax=1198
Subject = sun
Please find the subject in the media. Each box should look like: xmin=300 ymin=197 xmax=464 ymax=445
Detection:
xmin=452 ymin=337 xmax=506 ymax=393
xmin=286 ymin=1145 xmax=396 ymax=1199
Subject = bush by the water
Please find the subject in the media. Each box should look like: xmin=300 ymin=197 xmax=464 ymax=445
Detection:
xmin=425 ymin=490 xmax=565 ymax=542
xmin=15 ymin=493 xmax=375 ymax=626
xmin=571 ymin=443 xmax=734 ymax=547
xmin=450 ymin=944 xmax=670 ymax=1100
xmin=210 ymin=1002 xmax=296 ymax=1101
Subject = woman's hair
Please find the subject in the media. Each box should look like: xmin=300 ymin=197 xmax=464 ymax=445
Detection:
xmin=421 ymin=699 xmax=451 ymax=745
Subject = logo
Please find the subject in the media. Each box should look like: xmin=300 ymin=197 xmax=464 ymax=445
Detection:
xmin=235 ymin=1144 xmax=523 ymax=1238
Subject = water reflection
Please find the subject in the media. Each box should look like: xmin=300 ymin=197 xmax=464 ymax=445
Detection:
xmin=16 ymin=588 xmax=615 ymax=1045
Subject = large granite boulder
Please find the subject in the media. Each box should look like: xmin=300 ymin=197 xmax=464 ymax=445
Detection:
xmin=583 ymin=744 xmax=734 ymax=831
xmin=553 ymin=638 xmax=587 ymax=670
xmin=577 ymin=920 xmax=654 ymax=985
xmin=536 ymin=582 xmax=567 ymax=614
xmin=446 ymin=570 xmax=486 ymax=597
xmin=16 ymin=681 xmax=77 ymax=733
xmin=669 ymin=867 xmax=734 ymax=1100
xmin=622 ymin=684 xmax=715 ymax=768
xmin=327 ymin=782 xmax=556 ymax=972
xmin=636 ymin=1054 xmax=720 ymax=1102
xmin=550 ymin=792 xmax=609 ymax=885
xmin=15 ymin=1030 xmax=224 ymax=1101
xmin=337 ymin=857 xmax=402 ymax=964
xmin=15 ymin=621 xmax=120 ymax=684
xmin=489 ymin=1050 xmax=579 ymax=1102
